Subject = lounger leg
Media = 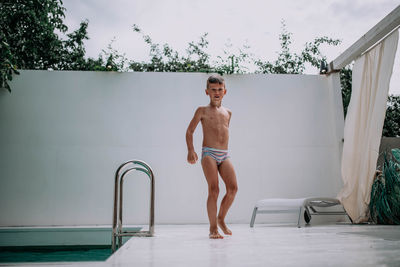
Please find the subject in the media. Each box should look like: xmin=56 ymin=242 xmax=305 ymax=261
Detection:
xmin=250 ymin=207 xmax=258 ymax=227
xmin=346 ymin=212 xmax=353 ymax=223
xmin=297 ymin=206 xmax=304 ymax=228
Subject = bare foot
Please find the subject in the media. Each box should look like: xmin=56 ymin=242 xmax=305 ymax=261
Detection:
xmin=218 ymin=218 xmax=232 ymax=235
xmin=209 ymin=229 xmax=224 ymax=239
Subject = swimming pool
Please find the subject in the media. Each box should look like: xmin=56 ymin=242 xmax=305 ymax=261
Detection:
xmin=0 ymin=245 xmax=111 ymax=263
xmin=0 ymin=226 xmax=140 ymax=263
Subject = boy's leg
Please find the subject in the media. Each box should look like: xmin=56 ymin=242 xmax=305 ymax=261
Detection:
xmin=217 ymin=158 xmax=238 ymax=235
xmin=201 ymin=156 xmax=223 ymax=239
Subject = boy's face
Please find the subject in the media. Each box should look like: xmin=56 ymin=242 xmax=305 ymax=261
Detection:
xmin=206 ymin=82 xmax=226 ymax=104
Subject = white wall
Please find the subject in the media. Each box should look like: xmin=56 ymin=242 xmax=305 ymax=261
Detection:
xmin=0 ymin=70 xmax=344 ymax=226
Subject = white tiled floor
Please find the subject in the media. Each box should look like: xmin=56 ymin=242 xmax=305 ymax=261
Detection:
xmin=5 ymin=223 xmax=400 ymax=267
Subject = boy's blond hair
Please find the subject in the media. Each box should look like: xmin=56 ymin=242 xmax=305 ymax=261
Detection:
xmin=207 ymin=74 xmax=225 ymax=89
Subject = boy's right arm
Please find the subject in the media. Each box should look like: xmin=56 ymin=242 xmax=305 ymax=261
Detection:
xmin=186 ymin=107 xmax=202 ymax=164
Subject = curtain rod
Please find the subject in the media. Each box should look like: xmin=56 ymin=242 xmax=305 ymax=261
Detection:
xmin=327 ymin=5 xmax=400 ymax=73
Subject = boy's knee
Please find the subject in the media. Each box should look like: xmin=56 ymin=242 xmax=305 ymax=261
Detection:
xmin=228 ymin=184 xmax=238 ymax=195
xmin=209 ymin=185 xmax=219 ymax=197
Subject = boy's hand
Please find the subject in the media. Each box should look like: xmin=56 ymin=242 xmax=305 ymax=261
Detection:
xmin=187 ymin=150 xmax=198 ymax=164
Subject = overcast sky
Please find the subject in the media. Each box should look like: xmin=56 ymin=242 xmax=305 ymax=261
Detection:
xmin=63 ymin=0 xmax=400 ymax=94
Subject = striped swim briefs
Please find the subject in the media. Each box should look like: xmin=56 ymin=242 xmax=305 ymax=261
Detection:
xmin=201 ymin=147 xmax=230 ymax=165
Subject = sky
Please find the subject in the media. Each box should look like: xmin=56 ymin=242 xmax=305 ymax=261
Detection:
xmin=62 ymin=0 xmax=400 ymax=95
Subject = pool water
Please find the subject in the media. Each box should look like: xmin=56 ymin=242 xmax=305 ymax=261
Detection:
xmin=0 ymin=245 xmax=112 ymax=263
xmin=0 ymin=227 xmax=141 ymax=263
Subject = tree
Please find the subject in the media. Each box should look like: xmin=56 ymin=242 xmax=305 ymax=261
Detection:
xmin=383 ymin=95 xmax=400 ymax=137
xmin=129 ymin=25 xmax=214 ymax=73
xmin=80 ymin=38 xmax=129 ymax=72
xmin=0 ymin=36 xmax=19 ymax=92
xmin=255 ymin=21 xmax=341 ymax=74
xmin=213 ymin=41 xmax=253 ymax=74
xmin=129 ymin=21 xmax=341 ymax=76
xmin=340 ymin=67 xmax=352 ymax=117
xmin=58 ymin=20 xmax=90 ymax=70
xmin=0 ymin=0 xmax=92 ymax=91
xmin=1 ymin=0 xmax=67 ymax=70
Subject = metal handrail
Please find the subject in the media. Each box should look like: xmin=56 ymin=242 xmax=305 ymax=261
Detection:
xmin=111 ymin=160 xmax=155 ymax=252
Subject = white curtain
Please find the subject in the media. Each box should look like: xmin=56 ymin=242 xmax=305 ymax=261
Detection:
xmin=338 ymin=30 xmax=399 ymax=223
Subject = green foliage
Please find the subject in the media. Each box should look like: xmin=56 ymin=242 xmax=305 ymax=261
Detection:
xmin=213 ymin=42 xmax=253 ymax=74
xmin=340 ymin=67 xmax=352 ymax=117
xmin=129 ymin=25 xmax=214 ymax=73
xmin=255 ymin=21 xmax=341 ymax=74
xmin=96 ymin=39 xmax=129 ymax=71
xmin=0 ymin=0 xmax=67 ymax=70
xmin=0 ymin=39 xmax=19 ymax=92
xmin=370 ymin=148 xmax=400 ymax=224
xmin=58 ymin=20 xmax=90 ymax=70
xmin=383 ymin=95 xmax=400 ymax=137
xmin=130 ymin=21 xmax=341 ymax=76
xmin=0 ymin=0 xmax=93 ymax=91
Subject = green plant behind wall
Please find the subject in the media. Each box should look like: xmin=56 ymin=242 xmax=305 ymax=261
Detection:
xmin=0 ymin=39 xmax=19 ymax=92
xmin=369 ymin=148 xmax=400 ymax=224
xmin=0 ymin=0 xmax=94 ymax=92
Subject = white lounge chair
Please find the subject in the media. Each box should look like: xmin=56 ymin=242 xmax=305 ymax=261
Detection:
xmin=250 ymin=197 xmax=350 ymax=228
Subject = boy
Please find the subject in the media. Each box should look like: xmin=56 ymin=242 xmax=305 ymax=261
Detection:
xmin=186 ymin=74 xmax=238 ymax=239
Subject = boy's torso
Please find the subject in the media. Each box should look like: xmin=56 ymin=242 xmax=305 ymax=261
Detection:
xmin=200 ymin=105 xmax=230 ymax=150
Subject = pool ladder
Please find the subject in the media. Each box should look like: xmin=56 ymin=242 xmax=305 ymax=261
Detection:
xmin=111 ymin=160 xmax=155 ymax=252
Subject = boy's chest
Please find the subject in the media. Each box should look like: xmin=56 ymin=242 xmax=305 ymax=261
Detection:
xmin=202 ymin=110 xmax=229 ymax=125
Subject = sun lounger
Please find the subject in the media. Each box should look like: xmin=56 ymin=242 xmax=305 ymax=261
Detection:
xmin=250 ymin=197 xmax=350 ymax=228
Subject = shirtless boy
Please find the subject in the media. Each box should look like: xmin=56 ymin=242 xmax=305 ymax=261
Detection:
xmin=186 ymin=75 xmax=238 ymax=239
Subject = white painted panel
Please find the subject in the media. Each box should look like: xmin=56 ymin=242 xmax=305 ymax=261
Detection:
xmin=0 ymin=70 xmax=344 ymax=226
